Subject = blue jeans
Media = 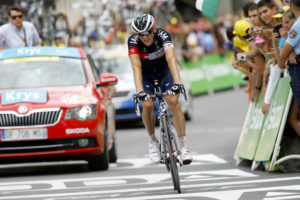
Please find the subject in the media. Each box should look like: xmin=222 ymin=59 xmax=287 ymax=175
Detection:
xmin=289 ymin=64 xmax=300 ymax=110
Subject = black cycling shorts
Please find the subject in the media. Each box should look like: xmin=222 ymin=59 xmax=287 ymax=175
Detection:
xmin=142 ymin=69 xmax=174 ymax=94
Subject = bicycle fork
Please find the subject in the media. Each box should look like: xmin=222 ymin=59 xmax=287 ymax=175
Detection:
xmin=159 ymin=116 xmax=183 ymax=167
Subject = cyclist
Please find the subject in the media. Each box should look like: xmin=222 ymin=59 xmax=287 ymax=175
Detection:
xmin=128 ymin=13 xmax=192 ymax=165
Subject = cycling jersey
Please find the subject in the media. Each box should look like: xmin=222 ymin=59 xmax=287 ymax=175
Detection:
xmin=128 ymin=28 xmax=174 ymax=77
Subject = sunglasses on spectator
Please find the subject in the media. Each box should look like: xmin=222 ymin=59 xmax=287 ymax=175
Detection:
xmin=138 ymin=31 xmax=153 ymax=37
xmin=11 ymin=15 xmax=23 ymax=20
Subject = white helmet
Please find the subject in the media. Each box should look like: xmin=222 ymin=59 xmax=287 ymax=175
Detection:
xmin=131 ymin=14 xmax=155 ymax=33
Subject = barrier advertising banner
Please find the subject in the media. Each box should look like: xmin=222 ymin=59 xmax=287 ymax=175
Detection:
xmin=254 ymin=77 xmax=291 ymax=161
xmin=181 ymin=54 xmax=244 ymax=95
xmin=237 ymin=92 xmax=265 ymax=160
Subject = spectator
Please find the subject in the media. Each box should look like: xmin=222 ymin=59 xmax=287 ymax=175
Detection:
xmin=182 ymin=31 xmax=204 ymax=63
xmin=233 ymin=19 xmax=266 ymax=102
xmin=236 ymin=0 xmax=280 ymax=112
xmin=280 ymin=0 xmax=300 ymax=110
xmin=248 ymin=3 xmax=263 ymax=28
xmin=0 ymin=5 xmax=41 ymax=49
xmin=243 ymin=1 xmax=257 ymax=19
xmin=247 ymin=3 xmax=266 ymax=103
xmin=272 ymin=8 xmax=300 ymax=137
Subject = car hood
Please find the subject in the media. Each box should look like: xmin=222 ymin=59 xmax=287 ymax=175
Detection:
xmin=0 ymin=85 xmax=99 ymax=112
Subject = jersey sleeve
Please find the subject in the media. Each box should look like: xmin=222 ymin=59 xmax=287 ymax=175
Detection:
xmin=157 ymin=28 xmax=174 ymax=51
xmin=286 ymin=21 xmax=300 ymax=48
xmin=127 ymin=35 xmax=139 ymax=56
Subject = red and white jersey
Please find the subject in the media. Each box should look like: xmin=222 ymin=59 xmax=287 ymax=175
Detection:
xmin=128 ymin=28 xmax=174 ymax=76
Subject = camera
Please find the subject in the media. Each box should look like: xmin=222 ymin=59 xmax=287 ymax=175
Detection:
xmin=273 ymin=24 xmax=282 ymax=38
xmin=252 ymin=27 xmax=259 ymax=34
xmin=240 ymin=55 xmax=247 ymax=61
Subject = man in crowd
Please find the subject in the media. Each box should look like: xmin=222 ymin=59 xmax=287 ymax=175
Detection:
xmin=0 ymin=5 xmax=41 ymax=49
xmin=236 ymin=0 xmax=280 ymax=115
xmin=280 ymin=0 xmax=300 ymax=110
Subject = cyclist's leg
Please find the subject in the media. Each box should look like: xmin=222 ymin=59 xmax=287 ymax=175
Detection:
xmin=141 ymin=100 xmax=156 ymax=136
xmin=160 ymin=70 xmax=192 ymax=164
xmin=159 ymin=70 xmax=185 ymax=137
xmin=142 ymin=76 xmax=156 ymax=137
xmin=165 ymin=94 xmax=185 ymax=137
xmin=142 ymin=77 xmax=160 ymax=162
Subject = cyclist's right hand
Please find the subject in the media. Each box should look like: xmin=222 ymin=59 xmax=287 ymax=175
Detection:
xmin=137 ymin=91 xmax=150 ymax=101
xmin=167 ymin=83 xmax=183 ymax=95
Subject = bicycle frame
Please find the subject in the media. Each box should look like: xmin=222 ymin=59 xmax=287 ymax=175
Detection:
xmin=153 ymin=83 xmax=183 ymax=167
xmin=133 ymin=80 xmax=188 ymax=193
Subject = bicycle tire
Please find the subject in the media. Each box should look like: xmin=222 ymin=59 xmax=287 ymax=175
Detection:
xmin=162 ymin=115 xmax=181 ymax=193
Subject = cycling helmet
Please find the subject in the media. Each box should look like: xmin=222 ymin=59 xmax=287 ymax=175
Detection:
xmin=131 ymin=14 xmax=155 ymax=33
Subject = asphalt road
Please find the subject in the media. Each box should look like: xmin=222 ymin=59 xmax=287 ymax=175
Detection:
xmin=1 ymin=88 xmax=300 ymax=200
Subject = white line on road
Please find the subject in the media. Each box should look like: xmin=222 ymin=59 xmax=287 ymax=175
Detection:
xmin=1 ymin=176 xmax=300 ymax=199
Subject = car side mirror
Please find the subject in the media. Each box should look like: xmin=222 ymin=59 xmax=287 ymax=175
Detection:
xmin=97 ymin=73 xmax=118 ymax=88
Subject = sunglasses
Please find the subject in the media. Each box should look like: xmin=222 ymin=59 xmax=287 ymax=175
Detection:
xmin=11 ymin=15 xmax=23 ymax=20
xmin=138 ymin=31 xmax=153 ymax=37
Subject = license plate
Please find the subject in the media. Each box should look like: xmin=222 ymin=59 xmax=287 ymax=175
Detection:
xmin=1 ymin=128 xmax=48 ymax=141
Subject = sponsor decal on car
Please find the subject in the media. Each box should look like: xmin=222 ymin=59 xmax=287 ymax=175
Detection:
xmin=65 ymin=128 xmax=90 ymax=134
xmin=1 ymin=89 xmax=47 ymax=105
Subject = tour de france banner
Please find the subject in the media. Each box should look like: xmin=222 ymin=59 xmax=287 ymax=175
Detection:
xmin=254 ymin=77 xmax=291 ymax=162
xmin=237 ymin=92 xmax=265 ymax=160
xmin=180 ymin=54 xmax=244 ymax=95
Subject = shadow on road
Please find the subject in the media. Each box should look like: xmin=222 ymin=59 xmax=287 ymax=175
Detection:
xmin=116 ymin=120 xmax=144 ymax=129
xmin=0 ymin=161 xmax=91 ymax=177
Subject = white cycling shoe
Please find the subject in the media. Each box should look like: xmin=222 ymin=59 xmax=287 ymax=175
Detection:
xmin=181 ymin=147 xmax=193 ymax=165
xmin=148 ymin=141 xmax=161 ymax=163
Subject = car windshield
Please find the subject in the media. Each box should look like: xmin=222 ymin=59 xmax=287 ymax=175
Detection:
xmin=0 ymin=57 xmax=87 ymax=89
xmin=96 ymin=57 xmax=132 ymax=74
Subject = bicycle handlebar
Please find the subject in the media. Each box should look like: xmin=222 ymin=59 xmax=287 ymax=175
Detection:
xmin=133 ymin=84 xmax=188 ymax=116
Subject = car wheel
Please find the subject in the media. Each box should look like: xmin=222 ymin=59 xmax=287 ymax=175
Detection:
xmin=88 ymin=132 xmax=109 ymax=171
xmin=109 ymin=137 xmax=117 ymax=163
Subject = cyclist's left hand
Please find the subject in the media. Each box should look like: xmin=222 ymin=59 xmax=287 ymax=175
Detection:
xmin=167 ymin=83 xmax=183 ymax=95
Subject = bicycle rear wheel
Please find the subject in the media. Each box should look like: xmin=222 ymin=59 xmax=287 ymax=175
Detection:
xmin=162 ymin=115 xmax=181 ymax=193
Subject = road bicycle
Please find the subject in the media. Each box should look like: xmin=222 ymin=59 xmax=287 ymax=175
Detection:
xmin=133 ymin=80 xmax=188 ymax=193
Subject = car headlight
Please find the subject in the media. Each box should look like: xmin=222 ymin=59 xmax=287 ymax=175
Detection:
xmin=65 ymin=104 xmax=97 ymax=121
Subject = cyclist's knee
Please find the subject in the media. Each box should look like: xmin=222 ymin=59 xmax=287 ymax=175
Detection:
xmin=167 ymin=98 xmax=180 ymax=110
xmin=142 ymin=101 xmax=155 ymax=111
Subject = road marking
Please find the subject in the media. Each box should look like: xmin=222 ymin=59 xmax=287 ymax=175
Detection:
xmin=115 ymin=153 xmax=227 ymax=169
xmin=84 ymin=180 xmax=126 ymax=186
xmin=2 ymin=180 xmax=300 ymax=200
xmin=266 ymin=192 xmax=299 ymax=197
xmin=264 ymin=195 xmax=300 ymax=200
xmin=0 ymin=185 xmax=31 ymax=191
xmin=0 ymin=168 xmax=256 ymax=197
xmin=0 ymin=154 xmax=227 ymax=170
xmin=0 ymin=169 xmax=256 ymax=186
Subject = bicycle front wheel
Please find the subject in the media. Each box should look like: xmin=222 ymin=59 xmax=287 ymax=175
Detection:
xmin=162 ymin=115 xmax=181 ymax=193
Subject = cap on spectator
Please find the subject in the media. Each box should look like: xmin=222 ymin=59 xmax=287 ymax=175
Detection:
xmin=273 ymin=8 xmax=284 ymax=18
xmin=170 ymin=17 xmax=178 ymax=25
xmin=233 ymin=20 xmax=251 ymax=36
xmin=283 ymin=6 xmax=290 ymax=11
xmin=254 ymin=37 xmax=265 ymax=44
xmin=272 ymin=6 xmax=289 ymax=18
xmin=233 ymin=36 xmax=249 ymax=52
